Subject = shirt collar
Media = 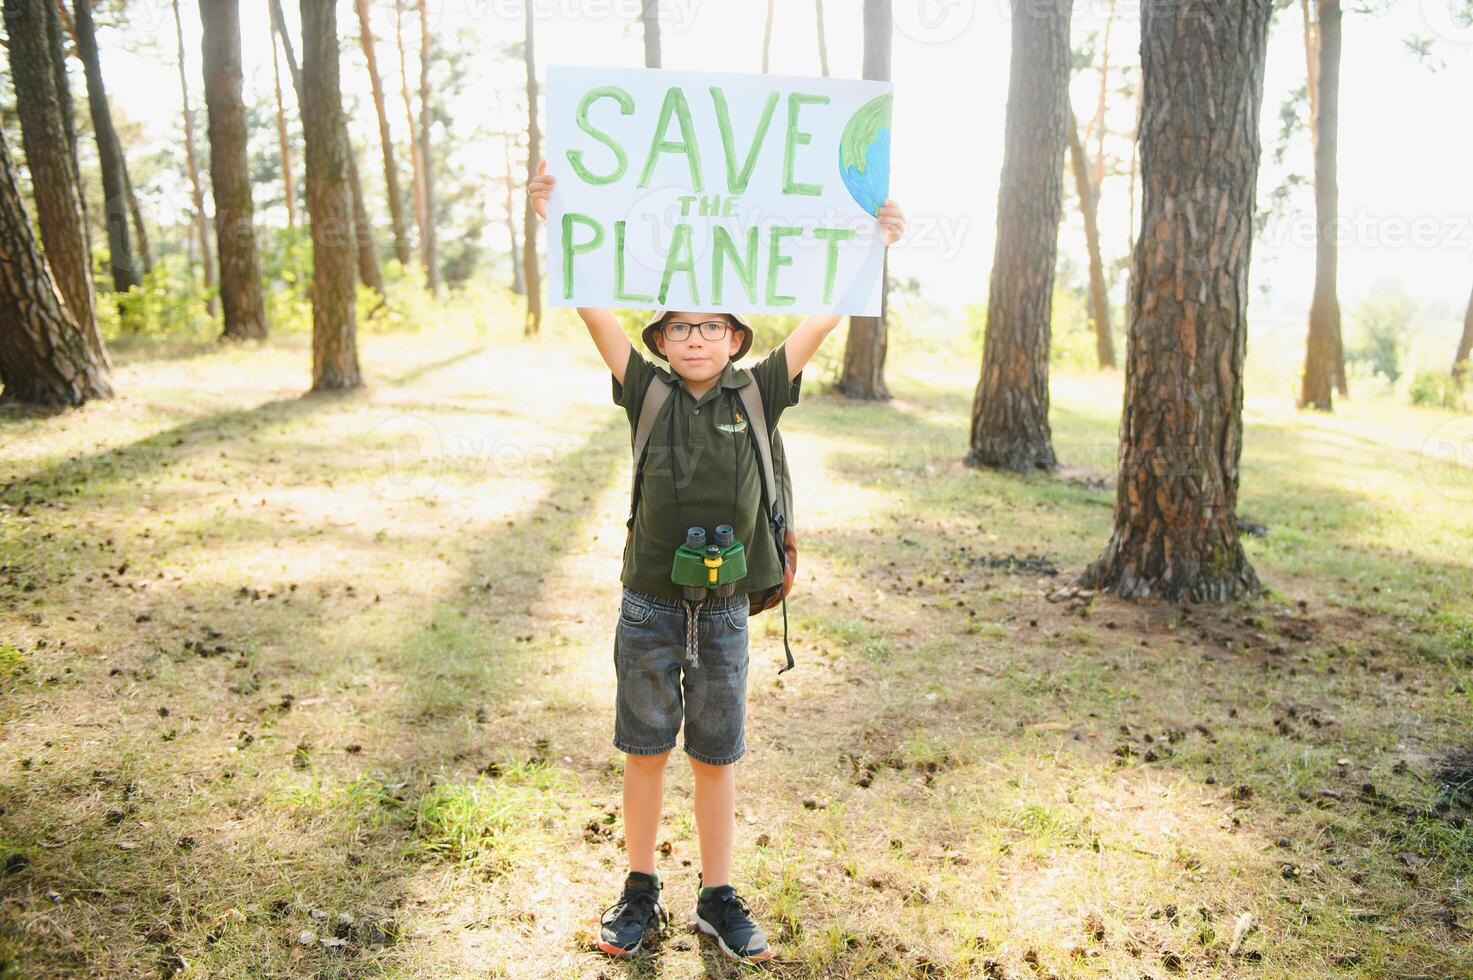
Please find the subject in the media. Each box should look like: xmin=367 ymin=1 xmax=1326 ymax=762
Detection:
xmin=655 ymin=359 xmax=751 ymax=394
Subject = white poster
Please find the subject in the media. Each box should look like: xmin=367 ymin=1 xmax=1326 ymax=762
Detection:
xmin=544 ymin=65 xmax=893 ymax=316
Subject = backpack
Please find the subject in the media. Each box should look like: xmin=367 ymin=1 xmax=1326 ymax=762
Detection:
xmin=624 ymin=365 xmax=798 ymax=672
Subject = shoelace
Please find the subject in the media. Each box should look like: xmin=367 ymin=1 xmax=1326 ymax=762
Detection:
xmin=710 ymin=890 xmax=756 ymax=930
xmin=601 ymin=888 xmax=667 ymax=931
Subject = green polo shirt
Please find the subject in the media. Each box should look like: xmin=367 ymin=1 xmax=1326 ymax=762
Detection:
xmin=612 ymin=342 xmax=802 ymax=603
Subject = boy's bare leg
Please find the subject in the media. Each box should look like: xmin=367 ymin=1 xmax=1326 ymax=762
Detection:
xmin=622 ymin=750 xmax=671 ymax=874
xmin=689 ymin=757 xmax=736 ymax=887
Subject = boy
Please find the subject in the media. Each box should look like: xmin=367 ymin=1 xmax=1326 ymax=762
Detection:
xmin=529 ymin=162 xmax=904 ymax=963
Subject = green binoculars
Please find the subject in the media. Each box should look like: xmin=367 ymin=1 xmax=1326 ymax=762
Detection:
xmin=671 ymin=524 xmax=747 ymax=600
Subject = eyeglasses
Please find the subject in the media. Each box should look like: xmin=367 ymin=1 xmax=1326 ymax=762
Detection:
xmin=661 ymin=319 xmax=731 ymax=342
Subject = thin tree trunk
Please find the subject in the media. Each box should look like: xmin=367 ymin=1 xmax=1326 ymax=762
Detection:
xmin=1453 ymin=283 xmax=1473 ymax=379
xmin=1090 ymin=0 xmax=1115 ymax=193
xmin=346 ymin=137 xmax=383 ymax=293
xmin=7 ymin=0 xmax=100 ymax=343
xmin=300 ymin=0 xmax=362 ymax=389
xmin=356 ymin=0 xmax=410 ymax=267
xmin=73 ymin=0 xmax=141 ymax=291
xmin=268 ymin=14 xmax=297 ymax=230
xmin=503 ymin=130 xmax=523 ymax=294
xmin=122 ymin=151 xmax=152 ymax=273
xmin=965 ymin=0 xmax=1072 ymax=472
xmin=1081 ymin=0 xmax=1271 ymax=601
xmin=640 ymin=0 xmax=660 ymax=68
xmin=836 ymin=0 xmax=893 ymax=400
xmin=0 ymin=127 xmax=112 ymax=404
xmin=1299 ymin=0 xmax=1342 ymax=410
xmin=172 ymin=0 xmax=215 ymax=315
xmin=815 ymin=0 xmax=829 ymax=76
xmin=396 ymin=0 xmax=427 ymax=267
xmin=522 ymin=0 xmax=541 ymax=336
xmin=47 ymin=0 xmax=87 ymax=239
xmin=417 ymin=0 xmax=440 ymax=294
xmin=761 ymin=0 xmax=774 ymax=72
xmin=200 ymin=0 xmax=267 ymax=340
xmin=1067 ymin=107 xmax=1115 ymax=370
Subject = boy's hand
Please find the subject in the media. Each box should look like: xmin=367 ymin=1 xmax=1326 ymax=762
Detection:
xmin=528 ymin=159 xmax=553 ymax=221
xmin=877 ymin=199 xmax=905 ymax=246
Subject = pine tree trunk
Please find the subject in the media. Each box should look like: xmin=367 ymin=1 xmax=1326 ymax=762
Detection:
xmin=761 ymin=0 xmax=774 ymax=72
xmin=1299 ymin=0 xmax=1342 ymax=410
xmin=0 ymin=127 xmax=112 ymax=404
xmin=268 ymin=14 xmax=297 ymax=231
xmin=836 ymin=0 xmax=892 ymax=400
xmin=200 ymin=0 xmax=267 ymax=340
xmin=6 ymin=0 xmax=100 ymax=341
xmin=815 ymin=0 xmax=829 ymax=76
xmin=173 ymin=0 xmax=215 ymax=315
xmin=521 ymin=0 xmax=542 ymax=336
xmin=346 ymin=138 xmax=383 ymax=294
xmin=966 ymin=0 xmax=1072 ymax=472
xmin=122 ymin=151 xmax=153 ymax=273
xmin=1081 ymin=0 xmax=1271 ymax=601
xmin=503 ymin=131 xmax=523 ymax=294
xmin=300 ymin=0 xmax=362 ymax=390
xmin=396 ymin=0 xmax=427 ymax=271
xmin=417 ymin=0 xmax=440 ymax=295
xmin=1454 ymin=283 xmax=1473 ymax=379
xmin=356 ymin=0 xmax=411 ymax=268
xmin=47 ymin=0 xmax=87 ymax=238
xmin=640 ymin=0 xmax=660 ymax=68
xmin=74 ymin=0 xmax=142 ymax=291
xmin=1067 ymin=107 xmax=1115 ymax=370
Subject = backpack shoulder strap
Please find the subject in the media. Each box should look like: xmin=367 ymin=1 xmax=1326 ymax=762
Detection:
xmin=627 ymin=370 xmax=673 ymax=529
xmin=736 ymin=380 xmax=783 ymax=527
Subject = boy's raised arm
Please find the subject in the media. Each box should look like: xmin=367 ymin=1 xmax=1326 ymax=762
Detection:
xmin=578 ymin=307 xmax=636 ymax=385
xmin=529 ymin=161 xmax=635 ymax=383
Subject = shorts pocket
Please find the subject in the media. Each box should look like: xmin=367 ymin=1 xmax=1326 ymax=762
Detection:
xmin=723 ymin=603 xmax=749 ymax=633
xmin=619 ymin=593 xmax=656 ymax=628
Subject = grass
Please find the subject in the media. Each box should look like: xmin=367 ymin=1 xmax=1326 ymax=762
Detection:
xmin=0 ymin=307 xmax=1471 ymax=977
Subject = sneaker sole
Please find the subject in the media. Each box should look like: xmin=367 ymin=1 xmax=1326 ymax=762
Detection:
xmin=596 ymin=938 xmax=641 ymax=957
xmin=690 ymin=908 xmax=775 ymax=963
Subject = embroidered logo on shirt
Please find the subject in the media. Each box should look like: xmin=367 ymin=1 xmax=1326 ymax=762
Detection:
xmin=717 ymin=408 xmax=748 ymax=434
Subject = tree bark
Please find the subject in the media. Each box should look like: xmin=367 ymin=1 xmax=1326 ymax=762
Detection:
xmin=73 ymin=0 xmax=142 ymax=291
xmin=815 ymin=0 xmax=829 ymax=76
xmin=200 ymin=0 xmax=267 ymax=340
xmin=396 ymin=0 xmax=427 ymax=271
xmin=268 ymin=13 xmax=297 ymax=231
xmin=966 ymin=0 xmax=1072 ymax=472
xmin=173 ymin=0 xmax=216 ymax=315
xmin=1299 ymin=0 xmax=1343 ymax=410
xmin=356 ymin=0 xmax=411 ymax=268
xmin=46 ymin=0 xmax=86 ymax=238
xmin=7 ymin=0 xmax=100 ymax=342
xmin=640 ymin=0 xmax=660 ymax=68
xmin=522 ymin=0 xmax=541 ymax=336
xmin=0 ymin=127 xmax=112 ymax=404
xmin=299 ymin=0 xmax=362 ymax=389
xmin=1067 ymin=107 xmax=1115 ymax=370
xmin=417 ymin=0 xmax=440 ymax=294
xmin=1080 ymin=0 xmax=1271 ymax=602
xmin=1454 ymin=282 xmax=1473 ymax=379
xmin=836 ymin=0 xmax=893 ymax=400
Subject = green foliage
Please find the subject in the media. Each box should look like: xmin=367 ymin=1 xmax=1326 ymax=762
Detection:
xmin=96 ymin=255 xmax=215 ymax=341
xmin=1409 ymin=369 xmax=1467 ymax=410
xmin=1348 ymin=283 xmax=1419 ymax=383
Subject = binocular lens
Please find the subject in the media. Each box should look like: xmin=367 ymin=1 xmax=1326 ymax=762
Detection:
xmin=714 ymin=524 xmax=734 ymax=547
xmin=686 ymin=526 xmax=707 ymax=550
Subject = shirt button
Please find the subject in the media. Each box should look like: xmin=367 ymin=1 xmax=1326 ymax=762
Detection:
xmin=693 ymin=409 xmax=700 ymax=415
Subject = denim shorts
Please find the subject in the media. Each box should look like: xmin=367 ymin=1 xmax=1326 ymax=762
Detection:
xmin=612 ymin=586 xmax=750 ymax=765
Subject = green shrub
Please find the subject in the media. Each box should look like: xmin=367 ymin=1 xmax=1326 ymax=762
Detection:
xmin=1409 ymin=369 xmax=1467 ymax=410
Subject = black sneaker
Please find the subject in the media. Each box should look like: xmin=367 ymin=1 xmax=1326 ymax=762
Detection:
xmin=597 ymin=871 xmax=668 ymax=957
xmin=691 ymin=874 xmax=774 ymax=963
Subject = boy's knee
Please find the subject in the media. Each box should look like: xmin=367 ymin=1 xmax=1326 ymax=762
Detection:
xmin=687 ymin=755 xmax=734 ymax=774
